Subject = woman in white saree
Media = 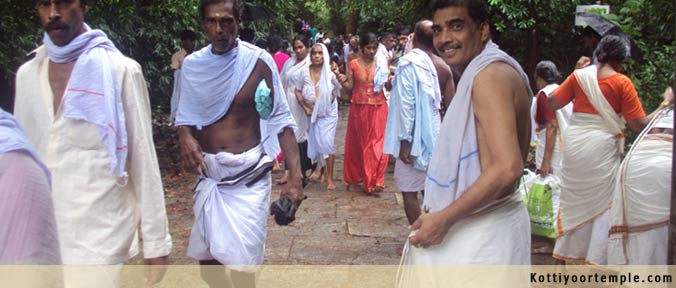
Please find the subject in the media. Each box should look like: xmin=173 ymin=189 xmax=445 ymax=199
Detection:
xmin=295 ymin=43 xmax=341 ymax=190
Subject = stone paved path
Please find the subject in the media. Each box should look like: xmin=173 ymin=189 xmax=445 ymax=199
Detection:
xmin=135 ymin=104 xmax=555 ymax=265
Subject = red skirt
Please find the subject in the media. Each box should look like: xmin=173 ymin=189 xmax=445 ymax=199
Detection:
xmin=343 ymin=103 xmax=389 ymax=193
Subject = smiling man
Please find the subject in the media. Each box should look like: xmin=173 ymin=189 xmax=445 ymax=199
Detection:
xmin=175 ymin=0 xmax=302 ymax=286
xmin=402 ymin=0 xmax=532 ymax=268
xmin=14 ymin=0 xmax=172 ymax=286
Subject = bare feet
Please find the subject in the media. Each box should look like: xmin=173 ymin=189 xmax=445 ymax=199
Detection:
xmin=327 ymin=181 xmax=336 ymax=190
xmin=275 ymin=171 xmax=289 ymax=185
xmin=309 ymin=169 xmax=321 ymax=182
xmin=373 ymin=185 xmax=385 ymax=193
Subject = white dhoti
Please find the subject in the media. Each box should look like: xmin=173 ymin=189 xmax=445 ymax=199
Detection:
xmin=608 ymin=134 xmax=672 ymax=265
xmin=404 ymin=195 xmax=530 ymax=265
xmin=397 ymin=194 xmax=530 ymax=287
xmin=187 ymin=145 xmax=272 ymax=265
xmin=307 ymin=101 xmax=337 ymax=168
xmin=553 ymin=113 xmax=621 ymax=264
xmin=393 ymin=158 xmax=425 ymax=192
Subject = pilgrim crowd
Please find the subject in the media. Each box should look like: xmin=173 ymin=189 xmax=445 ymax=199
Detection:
xmin=0 ymin=0 xmax=673 ymax=287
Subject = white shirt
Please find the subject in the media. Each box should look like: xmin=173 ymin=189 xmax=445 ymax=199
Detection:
xmin=14 ymin=46 xmax=172 ymax=264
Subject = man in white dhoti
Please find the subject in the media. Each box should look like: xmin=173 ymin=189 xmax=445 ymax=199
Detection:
xmin=176 ymin=0 xmax=303 ymax=286
xmin=170 ymin=29 xmax=196 ymax=122
xmin=608 ymin=89 xmax=673 ymax=265
xmin=384 ymin=20 xmax=455 ymax=225
xmin=14 ymin=1 xmax=172 ymax=286
xmin=547 ymin=35 xmax=648 ymax=265
xmin=400 ymin=0 xmax=532 ymax=274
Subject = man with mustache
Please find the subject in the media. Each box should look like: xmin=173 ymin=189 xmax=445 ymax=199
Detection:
xmin=400 ymin=0 xmax=532 ymax=277
xmin=175 ymin=0 xmax=303 ymax=286
xmin=13 ymin=0 xmax=172 ymax=286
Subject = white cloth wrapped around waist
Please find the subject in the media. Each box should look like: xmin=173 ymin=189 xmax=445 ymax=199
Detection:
xmin=187 ymin=145 xmax=273 ymax=265
xmin=557 ymin=112 xmax=621 ymax=236
xmin=307 ymin=100 xmax=338 ymax=167
xmin=397 ymin=193 xmax=530 ymax=287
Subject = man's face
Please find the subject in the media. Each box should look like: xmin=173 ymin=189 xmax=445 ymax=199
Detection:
xmin=182 ymin=38 xmax=195 ymax=52
xmin=37 ymin=0 xmax=86 ymax=47
xmin=382 ymin=36 xmax=396 ymax=51
xmin=398 ymin=34 xmax=408 ymax=48
xmin=432 ymin=6 xmax=489 ymax=72
xmin=310 ymin=45 xmax=323 ymax=66
xmin=202 ymin=2 xmax=239 ymax=55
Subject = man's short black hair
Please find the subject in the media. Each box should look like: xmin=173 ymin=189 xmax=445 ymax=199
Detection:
xmin=180 ymin=29 xmax=197 ymax=41
xmin=239 ymin=28 xmax=255 ymax=43
xmin=398 ymin=26 xmax=412 ymax=36
xmin=431 ymin=0 xmax=489 ymax=25
xmin=198 ymin=0 xmax=241 ymax=22
xmin=381 ymin=32 xmax=396 ymax=40
xmin=266 ymin=34 xmax=283 ymax=53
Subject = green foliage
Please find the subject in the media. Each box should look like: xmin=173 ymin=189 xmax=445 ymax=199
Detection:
xmin=344 ymin=0 xmax=432 ymax=35
xmin=608 ymin=0 xmax=675 ymax=112
xmin=86 ymin=0 xmax=200 ymax=113
xmin=486 ymin=0 xmax=674 ymax=112
xmin=0 ymin=1 xmax=41 ymax=80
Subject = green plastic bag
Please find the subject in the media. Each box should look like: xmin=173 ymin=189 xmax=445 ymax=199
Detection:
xmin=524 ymin=175 xmax=560 ymax=239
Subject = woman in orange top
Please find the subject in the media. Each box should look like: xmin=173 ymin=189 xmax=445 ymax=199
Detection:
xmin=546 ymin=35 xmax=651 ymax=265
xmin=336 ymin=32 xmax=389 ymax=194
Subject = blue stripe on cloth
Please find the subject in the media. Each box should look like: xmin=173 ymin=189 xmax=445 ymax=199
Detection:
xmin=425 ymin=150 xmax=479 ymax=188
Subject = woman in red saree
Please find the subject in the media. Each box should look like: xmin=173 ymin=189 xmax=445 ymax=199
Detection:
xmin=337 ymin=32 xmax=389 ymax=194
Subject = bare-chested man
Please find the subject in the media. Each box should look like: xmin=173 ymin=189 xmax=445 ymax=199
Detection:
xmin=384 ymin=19 xmax=455 ymax=225
xmin=175 ymin=0 xmax=303 ymax=286
xmin=402 ymin=0 xmax=532 ymax=267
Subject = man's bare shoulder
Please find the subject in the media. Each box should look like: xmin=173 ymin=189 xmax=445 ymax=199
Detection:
xmin=474 ymin=61 xmax=525 ymax=92
xmin=430 ymin=54 xmax=451 ymax=73
xmin=253 ymin=58 xmax=272 ymax=77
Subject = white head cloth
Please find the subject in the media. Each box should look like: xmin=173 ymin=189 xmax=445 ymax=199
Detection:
xmin=0 ymin=108 xmax=51 ymax=183
xmin=308 ymin=43 xmax=336 ymax=123
xmin=43 ymin=24 xmax=127 ymax=182
xmin=424 ymin=41 xmax=532 ymax=212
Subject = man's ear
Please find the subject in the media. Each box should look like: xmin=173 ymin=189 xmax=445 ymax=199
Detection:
xmin=479 ymin=22 xmax=490 ymax=42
